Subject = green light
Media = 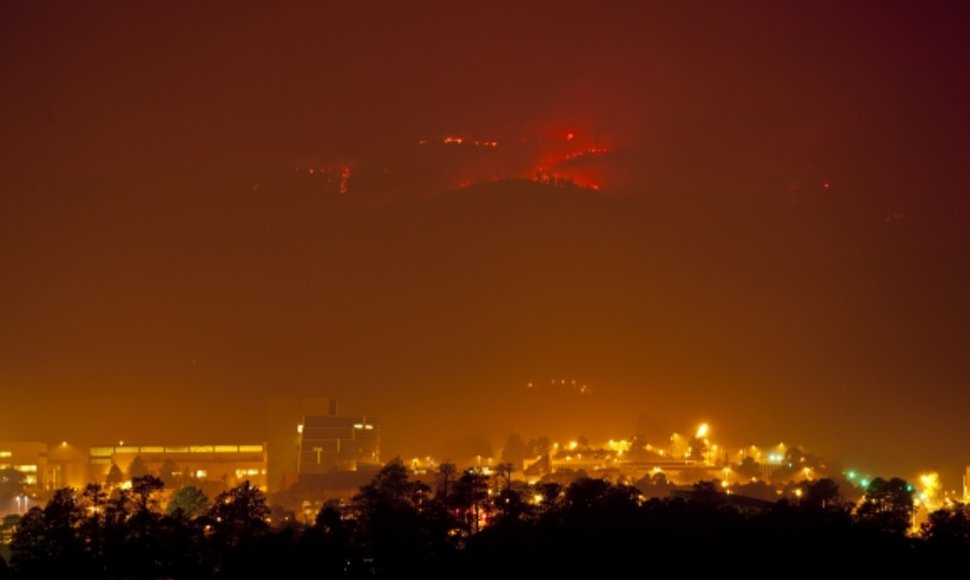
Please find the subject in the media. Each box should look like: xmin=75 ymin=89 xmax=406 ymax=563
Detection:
xmin=906 ymin=484 xmax=913 ymax=492
xmin=860 ymin=479 xmax=869 ymax=488
xmin=847 ymin=471 xmax=857 ymax=480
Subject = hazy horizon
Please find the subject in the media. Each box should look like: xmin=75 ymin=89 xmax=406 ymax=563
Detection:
xmin=2 ymin=2 xmax=969 ymax=488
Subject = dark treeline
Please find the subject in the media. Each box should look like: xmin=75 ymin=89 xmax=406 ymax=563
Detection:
xmin=1 ymin=464 xmax=969 ymax=578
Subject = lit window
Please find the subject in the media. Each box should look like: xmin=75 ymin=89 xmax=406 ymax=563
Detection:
xmin=139 ymin=446 xmax=164 ymax=454
xmin=0 ymin=451 xmax=11 ymax=458
xmin=89 ymin=447 xmax=114 ymax=457
xmin=214 ymin=445 xmax=239 ymax=453
xmin=15 ymin=465 xmax=37 ymax=473
xmin=195 ymin=470 xmax=207 ymax=478
xmin=238 ymin=445 xmax=263 ymax=453
xmin=190 ymin=446 xmax=214 ymax=453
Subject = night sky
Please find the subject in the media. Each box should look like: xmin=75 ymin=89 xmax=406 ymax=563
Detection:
xmin=2 ymin=2 xmax=969 ymax=485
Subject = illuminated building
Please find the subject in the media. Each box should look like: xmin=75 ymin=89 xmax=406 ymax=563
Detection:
xmin=88 ymin=443 xmax=267 ymax=491
xmin=46 ymin=441 xmax=89 ymax=490
xmin=266 ymin=398 xmax=380 ymax=492
xmin=0 ymin=442 xmax=91 ymax=497
xmin=266 ymin=397 xmax=333 ymax=492
xmin=298 ymin=409 xmax=380 ymax=475
xmin=0 ymin=442 xmax=46 ymax=489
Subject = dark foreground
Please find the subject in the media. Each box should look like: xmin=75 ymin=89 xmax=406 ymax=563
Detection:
xmin=1 ymin=465 xmax=968 ymax=578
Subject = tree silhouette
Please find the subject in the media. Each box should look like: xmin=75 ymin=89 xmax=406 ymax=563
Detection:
xmin=10 ymin=489 xmax=83 ymax=577
xmin=688 ymin=436 xmax=708 ymax=462
xmin=526 ymin=436 xmax=551 ymax=457
xmin=435 ymin=462 xmax=457 ymax=506
xmin=351 ymin=463 xmax=434 ymax=575
xmin=494 ymin=462 xmax=515 ymax=492
xmin=691 ymin=480 xmax=725 ymax=507
xmin=158 ymin=458 xmax=179 ymax=488
xmin=564 ymin=477 xmax=609 ymax=509
xmin=533 ymin=481 xmax=564 ymax=515
xmin=301 ymin=502 xmax=356 ymax=576
xmin=153 ymin=507 xmax=209 ymax=578
xmin=921 ymin=504 xmax=970 ymax=548
xmin=78 ymin=483 xmax=108 ymax=574
xmin=454 ymin=468 xmax=489 ymax=533
xmin=4 ymin=461 xmax=955 ymax=576
xmin=355 ymin=462 xmax=430 ymax=511
xmin=500 ymin=434 xmax=528 ymax=471
xmin=801 ymin=478 xmax=843 ymax=511
xmin=855 ymin=477 xmax=914 ymax=535
xmin=735 ymin=456 xmax=761 ymax=479
xmin=785 ymin=446 xmax=805 ymax=466
xmin=167 ymin=485 xmax=209 ymax=519
xmin=124 ymin=476 xmax=166 ymax=578
xmin=104 ymin=487 xmax=132 ymax=527
xmin=131 ymin=475 xmax=164 ymax=513
xmin=105 ymin=463 xmax=124 ymax=487
xmin=0 ymin=468 xmax=25 ymax=502
xmin=635 ymin=471 xmax=668 ymax=500
xmin=127 ymin=455 xmax=149 ymax=480
xmin=209 ymin=480 xmax=270 ymax=548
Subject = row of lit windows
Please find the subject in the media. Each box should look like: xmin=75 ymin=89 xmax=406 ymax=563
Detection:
xmin=0 ymin=451 xmax=11 ymax=458
xmin=0 ymin=464 xmax=37 ymax=473
xmin=174 ymin=469 xmax=266 ymax=479
xmin=234 ymin=468 xmax=265 ymax=478
xmin=90 ymin=444 xmax=264 ymax=458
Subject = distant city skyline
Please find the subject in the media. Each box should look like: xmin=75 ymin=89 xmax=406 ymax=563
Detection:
xmin=2 ymin=1 xmax=968 ymax=518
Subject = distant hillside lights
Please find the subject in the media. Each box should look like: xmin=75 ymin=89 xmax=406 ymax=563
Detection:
xmin=288 ymin=164 xmax=352 ymax=194
xmin=436 ymin=134 xmax=499 ymax=147
xmin=525 ymin=378 xmax=591 ymax=395
xmin=512 ymin=421 xmax=904 ymax=494
xmin=283 ymin=126 xmax=615 ymax=198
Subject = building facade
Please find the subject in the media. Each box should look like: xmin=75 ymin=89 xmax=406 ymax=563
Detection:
xmin=266 ymin=398 xmax=380 ymax=491
xmin=298 ymin=412 xmax=380 ymax=474
xmin=0 ymin=442 xmax=46 ymax=489
xmin=88 ymin=443 xmax=267 ymax=491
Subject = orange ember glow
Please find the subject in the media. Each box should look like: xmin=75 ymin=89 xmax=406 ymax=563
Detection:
xmin=339 ymin=166 xmax=351 ymax=195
